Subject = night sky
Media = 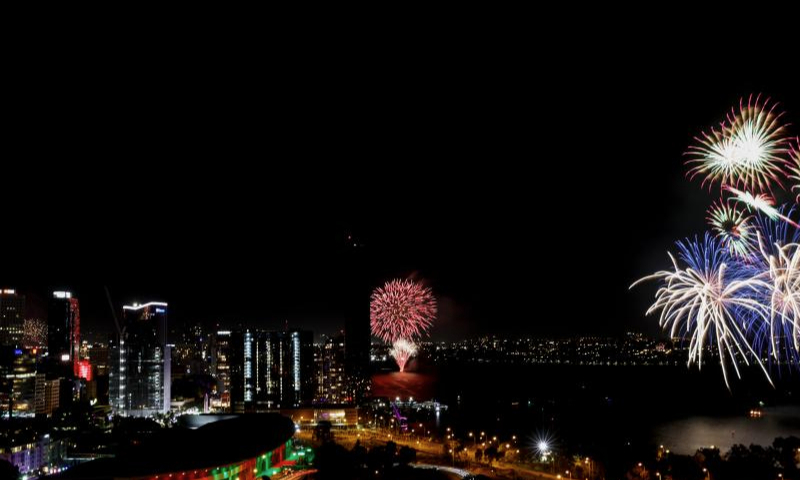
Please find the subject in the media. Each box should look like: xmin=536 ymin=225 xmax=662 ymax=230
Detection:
xmin=2 ymin=38 xmax=798 ymax=341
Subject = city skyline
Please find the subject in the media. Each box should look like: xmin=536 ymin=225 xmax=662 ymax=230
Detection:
xmin=3 ymin=26 xmax=800 ymax=480
xmin=4 ymin=59 xmax=799 ymax=346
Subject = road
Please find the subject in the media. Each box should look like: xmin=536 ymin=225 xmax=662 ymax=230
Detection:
xmin=412 ymin=463 xmax=471 ymax=478
xmin=298 ymin=428 xmax=569 ymax=480
xmin=277 ymin=470 xmax=317 ymax=480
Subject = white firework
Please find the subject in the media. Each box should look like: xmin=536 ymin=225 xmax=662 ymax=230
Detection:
xmin=389 ymin=338 xmax=418 ymax=373
xmin=757 ymin=233 xmax=800 ymax=357
xmin=687 ymin=95 xmax=790 ymax=192
xmin=631 ymin=235 xmax=773 ymax=387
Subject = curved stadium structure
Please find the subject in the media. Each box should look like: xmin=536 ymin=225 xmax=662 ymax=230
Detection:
xmin=52 ymin=414 xmax=300 ymax=480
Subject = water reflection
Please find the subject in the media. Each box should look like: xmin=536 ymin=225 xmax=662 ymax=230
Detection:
xmin=654 ymin=406 xmax=800 ymax=454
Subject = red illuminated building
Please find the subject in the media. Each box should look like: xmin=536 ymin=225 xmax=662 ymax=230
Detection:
xmin=55 ymin=415 xmax=305 ymax=480
xmin=76 ymin=359 xmax=93 ymax=381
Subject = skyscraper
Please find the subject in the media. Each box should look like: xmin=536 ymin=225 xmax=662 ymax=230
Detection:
xmin=231 ymin=329 xmax=315 ymax=412
xmin=48 ymin=291 xmax=80 ymax=375
xmin=0 ymin=347 xmax=36 ymax=416
xmin=315 ymin=332 xmax=346 ymax=404
xmin=0 ymin=289 xmax=25 ymax=347
xmin=210 ymin=330 xmax=231 ymax=410
xmin=110 ymin=302 xmax=170 ymax=416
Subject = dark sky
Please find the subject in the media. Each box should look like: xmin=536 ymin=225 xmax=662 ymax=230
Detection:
xmin=2 ymin=31 xmax=798 ymax=341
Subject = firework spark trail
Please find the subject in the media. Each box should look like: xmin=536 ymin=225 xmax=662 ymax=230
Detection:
xmin=707 ymin=199 xmax=754 ymax=258
xmin=725 ymin=186 xmax=800 ymax=230
xmin=755 ymin=231 xmax=800 ymax=357
xmin=687 ymin=94 xmax=791 ymax=192
xmin=631 ymin=234 xmax=774 ymax=388
xmin=389 ymin=339 xmax=418 ymax=372
xmin=370 ymin=279 xmax=437 ymax=344
xmin=790 ymin=137 xmax=800 ymax=201
xmin=637 ymin=94 xmax=800 ymax=387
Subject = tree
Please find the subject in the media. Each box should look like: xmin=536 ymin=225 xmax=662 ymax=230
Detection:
xmin=315 ymin=442 xmax=355 ymax=479
xmin=352 ymin=440 xmax=368 ymax=469
xmin=724 ymin=444 xmax=776 ymax=480
xmin=0 ymin=459 xmax=20 ymax=480
xmin=772 ymin=437 xmax=800 ymax=479
xmin=475 ymin=448 xmax=484 ymax=462
xmin=625 ymin=463 xmax=650 ymax=480
xmin=485 ymin=445 xmax=499 ymax=464
xmin=313 ymin=420 xmax=333 ymax=443
xmin=368 ymin=445 xmax=387 ymax=473
xmin=398 ymin=445 xmax=417 ymax=465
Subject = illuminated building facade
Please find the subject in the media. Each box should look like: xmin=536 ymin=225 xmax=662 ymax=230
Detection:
xmin=231 ymin=329 xmax=314 ymax=412
xmin=0 ymin=347 xmax=36 ymax=415
xmin=0 ymin=435 xmax=67 ymax=476
xmin=210 ymin=330 xmax=231 ymax=410
xmin=315 ymin=332 xmax=346 ymax=404
xmin=48 ymin=291 xmax=80 ymax=374
xmin=110 ymin=302 xmax=170 ymax=416
xmin=56 ymin=415 xmax=302 ymax=480
xmin=0 ymin=289 xmax=25 ymax=347
xmin=76 ymin=359 xmax=93 ymax=381
xmin=34 ymin=374 xmax=61 ymax=415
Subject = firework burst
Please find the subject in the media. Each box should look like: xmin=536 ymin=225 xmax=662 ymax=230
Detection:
xmin=389 ymin=339 xmax=418 ymax=372
xmin=755 ymin=233 xmax=800 ymax=357
xmin=631 ymin=234 xmax=773 ymax=387
xmin=687 ymin=95 xmax=791 ymax=192
xmin=370 ymin=279 xmax=437 ymax=343
xmin=707 ymin=200 xmax=754 ymax=258
xmin=22 ymin=318 xmax=47 ymax=349
xmin=725 ymin=186 xmax=800 ymax=229
xmin=790 ymin=137 xmax=800 ymax=201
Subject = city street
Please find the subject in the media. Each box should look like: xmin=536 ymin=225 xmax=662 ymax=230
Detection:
xmin=297 ymin=428 xmax=569 ymax=480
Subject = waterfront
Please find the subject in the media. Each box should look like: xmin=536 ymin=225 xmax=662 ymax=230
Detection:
xmin=373 ymin=363 xmax=800 ymax=456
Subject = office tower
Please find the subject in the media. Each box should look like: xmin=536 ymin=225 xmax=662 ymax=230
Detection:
xmin=0 ymin=289 xmax=25 ymax=347
xmin=48 ymin=291 xmax=80 ymax=374
xmin=210 ymin=330 xmax=231 ymax=410
xmin=228 ymin=330 xmax=245 ymax=413
xmin=34 ymin=373 xmax=61 ymax=416
xmin=88 ymin=343 xmax=110 ymax=376
xmin=0 ymin=347 xmax=37 ymax=416
xmin=288 ymin=330 xmax=314 ymax=407
xmin=231 ymin=329 xmax=315 ymax=411
xmin=110 ymin=302 xmax=170 ymax=416
xmin=315 ymin=332 xmax=346 ymax=404
xmin=259 ymin=330 xmax=314 ymax=408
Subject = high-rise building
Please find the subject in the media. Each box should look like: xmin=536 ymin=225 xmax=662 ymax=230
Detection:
xmin=229 ymin=330 xmax=244 ymax=413
xmin=87 ymin=343 xmax=110 ymax=376
xmin=0 ymin=289 xmax=25 ymax=347
xmin=34 ymin=373 xmax=61 ymax=416
xmin=110 ymin=302 xmax=170 ymax=416
xmin=315 ymin=332 xmax=346 ymax=404
xmin=0 ymin=347 xmax=37 ymax=416
xmin=48 ymin=291 xmax=80 ymax=375
xmin=210 ymin=330 xmax=231 ymax=410
xmin=231 ymin=329 xmax=315 ymax=412
xmin=289 ymin=330 xmax=314 ymax=407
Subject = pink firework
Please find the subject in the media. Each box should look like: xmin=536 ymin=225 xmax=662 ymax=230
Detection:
xmin=370 ymin=279 xmax=437 ymax=343
xmin=389 ymin=339 xmax=418 ymax=372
